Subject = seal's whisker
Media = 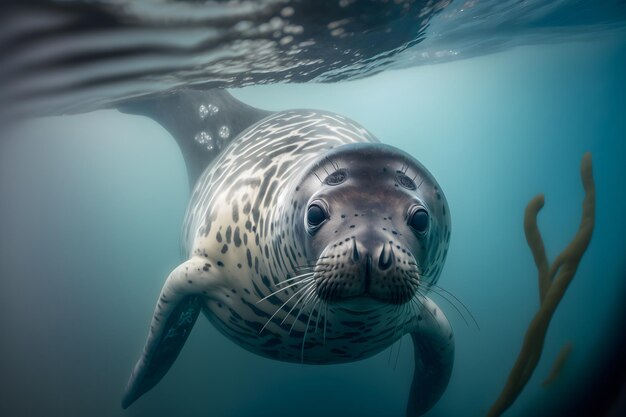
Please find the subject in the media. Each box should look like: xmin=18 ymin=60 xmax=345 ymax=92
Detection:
xmin=430 ymin=285 xmax=475 ymax=315
xmin=280 ymin=284 xmax=315 ymax=326
xmin=300 ymin=302 xmax=317 ymax=363
xmin=323 ymin=302 xmax=328 ymax=345
xmin=313 ymin=300 xmax=323 ymax=335
xmin=301 ymin=299 xmax=321 ymax=363
xmin=292 ymin=268 xmax=314 ymax=275
xmin=411 ymin=295 xmax=440 ymax=330
xmin=410 ymin=297 xmax=424 ymax=323
xmin=299 ymin=290 xmax=317 ymax=322
xmin=396 ymin=304 xmax=404 ymax=361
xmin=328 ymin=280 xmax=339 ymax=302
xmin=407 ymin=297 xmax=417 ymax=323
xmin=257 ymin=277 xmax=314 ymax=302
xmin=275 ymin=272 xmax=315 ymax=287
xmin=396 ymin=303 xmax=410 ymax=368
xmin=259 ymin=281 xmax=314 ymax=334
xmin=420 ymin=287 xmax=469 ymax=328
xmin=289 ymin=288 xmax=317 ymax=335
xmin=394 ymin=327 xmax=404 ymax=370
xmin=420 ymin=284 xmax=479 ymax=330
xmin=388 ymin=304 xmax=402 ymax=366
xmin=293 ymin=265 xmax=316 ymax=272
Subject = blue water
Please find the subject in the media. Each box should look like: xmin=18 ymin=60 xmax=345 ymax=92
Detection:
xmin=1 ymin=22 xmax=626 ymax=417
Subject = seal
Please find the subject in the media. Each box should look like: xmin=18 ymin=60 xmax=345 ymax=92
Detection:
xmin=121 ymin=91 xmax=453 ymax=417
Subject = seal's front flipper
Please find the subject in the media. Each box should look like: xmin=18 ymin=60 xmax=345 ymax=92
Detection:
xmin=406 ymin=297 xmax=455 ymax=417
xmin=122 ymin=258 xmax=220 ymax=409
xmin=118 ymin=89 xmax=273 ymax=186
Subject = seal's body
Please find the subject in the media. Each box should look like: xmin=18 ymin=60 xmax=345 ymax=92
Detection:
xmin=122 ymin=95 xmax=454 ymax=417
xmin=185 ymin=110 xmax=399 ymax=363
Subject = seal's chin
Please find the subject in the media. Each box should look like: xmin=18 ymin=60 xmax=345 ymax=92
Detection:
xmin=335 ymin=296 xmax=391 ymax=312
xmin=318 ymin=290 xmax=417 ymax=306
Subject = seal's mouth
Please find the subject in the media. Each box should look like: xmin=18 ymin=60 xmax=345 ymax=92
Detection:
xmin=363 ymin=254 xmax=372 ymax=293
xmin=313 ymin=240 xmax=420 ymax=305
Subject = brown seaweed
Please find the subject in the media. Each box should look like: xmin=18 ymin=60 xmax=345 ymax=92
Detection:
xmin=486 ymin=153 xmax=595 ymax=417
xmin=542 ymin=342 xmax=573 ymax=388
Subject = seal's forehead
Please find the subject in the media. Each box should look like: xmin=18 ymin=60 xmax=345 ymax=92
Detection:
xmin=323 ymin=143 xmax=429 ymax=173
xmin=303 ymin=142 xmax=450 ymax=224
xmin=313 ymin=143 xmax=441 ymax=193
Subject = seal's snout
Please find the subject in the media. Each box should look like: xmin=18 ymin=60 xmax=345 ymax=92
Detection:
xmin=314 ymin=236 xmax=419 ymax=305
xmin=353 ymin=240 xmax=394 ymax=272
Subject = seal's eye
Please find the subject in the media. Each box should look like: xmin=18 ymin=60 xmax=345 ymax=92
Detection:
xmin=409 ymin=208 xmax=429 ymax=234
xmin=324 ymin=169 xmax=347 ymax=186
xmin=307 ymin=204 xmax=327 ymax=227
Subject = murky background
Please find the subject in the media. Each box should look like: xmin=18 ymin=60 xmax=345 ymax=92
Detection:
xmin=1 ymin=1 xmax=625 ymax=417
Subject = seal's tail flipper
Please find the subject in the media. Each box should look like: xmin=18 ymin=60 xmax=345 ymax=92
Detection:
xmin=118 ymin=89 xmax=273 ymax=186
xmin=122 ymin=258 xmax=219 ymax=409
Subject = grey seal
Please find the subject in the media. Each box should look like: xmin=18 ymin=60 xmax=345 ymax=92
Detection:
xmin=121 ymin=91 xmax=453 ymax=416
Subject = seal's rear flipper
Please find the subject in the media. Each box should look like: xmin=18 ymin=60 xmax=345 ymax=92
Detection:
xmin=119 ymin=89 xmax=273 ymax=186
xmin=122 ymin=258 xmax=221 ymax=409
xmin=406 ymin=297 xmax=455 ymax=416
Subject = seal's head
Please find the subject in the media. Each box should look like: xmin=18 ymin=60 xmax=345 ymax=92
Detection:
xmin=294 ymin=143 xmax=450 ymax=306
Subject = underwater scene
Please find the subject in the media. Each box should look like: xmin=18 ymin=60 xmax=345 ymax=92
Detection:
xmin=1 ymin=1 xmax=625 ymax=417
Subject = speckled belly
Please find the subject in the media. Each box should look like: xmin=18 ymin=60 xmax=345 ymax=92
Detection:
xmin=203 ymin=293 xmax=411 ymax=364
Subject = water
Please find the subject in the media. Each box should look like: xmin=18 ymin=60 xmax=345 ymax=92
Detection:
xmin=2 ymin=0 xmax=625 ymax=116
xmin=1 ymin=2 xmax=626 ymax=417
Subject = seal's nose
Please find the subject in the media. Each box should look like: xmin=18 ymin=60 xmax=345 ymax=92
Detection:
xmin=352 ymin=238 xmax=395 ymax=271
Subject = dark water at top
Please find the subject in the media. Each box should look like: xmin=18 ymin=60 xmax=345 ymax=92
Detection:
xmin=0 ymin=1 xmax=625 ymax=417
xmin=2 ymin=0 xmax=626 ymax=116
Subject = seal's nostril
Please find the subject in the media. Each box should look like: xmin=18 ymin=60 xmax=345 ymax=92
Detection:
xmin=351 ymin=238 xmax=360 ymax=262
xmin=378 ymin=243 xmax=394 ymax=270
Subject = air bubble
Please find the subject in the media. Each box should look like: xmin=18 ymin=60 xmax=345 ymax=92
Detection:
xmin=195 ymin=131 xmax=214 ymax=151
xmin=207 ymin=104 xmax=219 ymax=116
xmin=195 ymin=131 xmax=211 ymax=144
xmin=199 ymin=103 xmax=219 ymax=119
xmin=281 ymin=6 xmax=295 ymax=17
xmin=219 ymin=125 xmax=230 ymax=139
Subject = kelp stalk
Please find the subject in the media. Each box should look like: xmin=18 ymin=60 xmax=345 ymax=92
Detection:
xmin=486 ymin=153 xmax=595 ymax=417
